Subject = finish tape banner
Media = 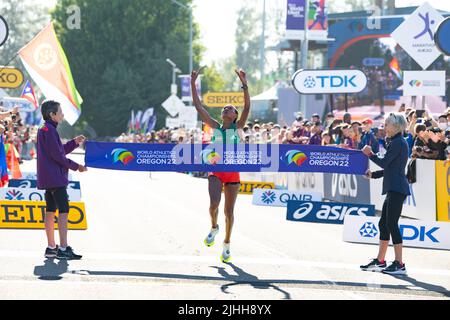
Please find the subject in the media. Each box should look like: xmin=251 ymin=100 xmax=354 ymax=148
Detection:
xmin=85 ymin=142 xmax=368 ymax=174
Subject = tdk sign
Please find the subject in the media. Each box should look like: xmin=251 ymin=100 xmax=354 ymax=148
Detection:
xmin=292 ymin=69 xmax=368 ymax=94
xmin=286 ymin=200 xmax=375 ymax=224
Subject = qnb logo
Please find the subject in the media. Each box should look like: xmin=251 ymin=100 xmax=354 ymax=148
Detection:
xmin=201 ymin=149 xmax=221 ymax=165
xmin=261 ymin=190 xmax=276 ymax=204
xmin=111 ymin=148 xmax=135 ymax=165
xmin=6 ymin=190 xmax=24 ymax=200
xmin=303 ymin=76 xmax=316 ymax=88
xmin=286 ymin=150 xmax=307 ymax=166
xmin=409 ymin=80 xmax=422 ymax=87
xmin=360 ymin=222 xmax=378 ymax=238
xmin=293 ymin=203 xmax=314 ymax=220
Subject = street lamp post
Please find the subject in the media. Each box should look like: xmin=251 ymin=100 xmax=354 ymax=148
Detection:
xmin=170 ymin=0 xmax=193 ymax=75
xmin=166 ymin=58 xmax=181 ymax=95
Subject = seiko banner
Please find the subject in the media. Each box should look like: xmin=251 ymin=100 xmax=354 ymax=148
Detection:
xmin=8 ymin=179 xmax=81 ymax=190
xmin=292 ymin=69 xmax=368 ymax=94
xmin=0 ymin=188 xmax=81 ymax=202
xmin=286 ymin=200 xmax=375 ymax=224
xmin=252 ymin=188 xmax=322 ymax=207
xmin=344 ymin=215 xmax=450 ymax=250
xmin=85 ymin=142 xmax=369 ymax=174
xmin=323 ymin=173 xmax=371 ymax=205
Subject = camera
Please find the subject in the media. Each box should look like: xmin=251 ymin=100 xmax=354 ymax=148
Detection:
xmin=416 ymin=146 xmax=423 ymax=153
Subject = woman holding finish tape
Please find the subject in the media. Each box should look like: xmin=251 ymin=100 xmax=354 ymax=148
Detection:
xmin=361 ymin=113 xmax=410 ymax=275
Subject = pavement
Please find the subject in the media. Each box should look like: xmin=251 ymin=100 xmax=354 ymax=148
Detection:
xmin=0 ymin=154 xmax=449 ymax=300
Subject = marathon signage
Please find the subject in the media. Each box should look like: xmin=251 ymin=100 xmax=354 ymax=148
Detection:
xmin=0 ymin=97 xmax=36 ymax=112
xmin=85 ymin=142 xmax=369 ymax=174
xmin=286 ymin=201 xmax=375 ymax=224
xmin=202 ymin=92 xmax=245 ymax=108
xmin=8 ymin=179 xmax=81 ymax=190
xmin=238 ymin=182 xmax=275 ymax=195
xmin=344 ymin=215 xmax=450 ymax=250
xmin=0 ymin=201 xmax=87 ymax=230
xmin=0 ymin=66 xmax=24 ymax=89
xmin=0 ymin=188 xmax=81 ymax=202
xmin=252 ymin=188 xmax=322 ymax=207
xmin=292 ymin=69 xmax=367 ymax=94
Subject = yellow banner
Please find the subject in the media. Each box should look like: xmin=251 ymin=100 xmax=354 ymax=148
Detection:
xmin=238 ymin=181 xmax=275 ymax=195
xmin=0 ymin=67 xmax=24 ymax=88
xmin=203 ymin=92 xmax=245 ymax=107
xmin=436 ymin=161 xmax=450 ymax=222
xmin=0 ymin=201 xmax=87 ymax=230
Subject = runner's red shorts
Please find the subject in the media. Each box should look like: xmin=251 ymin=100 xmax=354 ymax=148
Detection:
xmin=209 ymin=172 xmax=240 ymax=184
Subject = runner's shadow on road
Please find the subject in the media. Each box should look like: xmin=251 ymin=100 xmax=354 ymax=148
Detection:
xmin=211 ymin=263 xmax=292 ymax=300
xmin=33 ymin=259 xmax=68 ymax=281
xmin=387 ymin=274 xmax=450 ymax=298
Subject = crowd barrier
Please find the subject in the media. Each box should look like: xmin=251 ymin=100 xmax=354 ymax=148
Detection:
xmin=241 ymin=159 xmax=448 ymax=222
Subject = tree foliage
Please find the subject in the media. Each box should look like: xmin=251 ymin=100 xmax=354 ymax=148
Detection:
xmin=51 ymin=0 xmax=204 ymax=136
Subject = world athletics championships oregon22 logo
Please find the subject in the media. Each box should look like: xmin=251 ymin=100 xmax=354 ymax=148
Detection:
xmin=409 ymin=80 xmax=422 ymax=87
xmin=285 ymin=150 xmax=308 ymax=166
xmin=201 ymin=149 xmax=221 ymax=165
xmin=111 ymin=148 xmax=135 ymax=165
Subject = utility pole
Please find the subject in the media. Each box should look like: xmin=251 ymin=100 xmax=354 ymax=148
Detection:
xmin=170 ymin=0 xmax=193 ymax=75
xmin=259 ymin=0 xmax=266 ymax=89
xmin=300 ymin=0 xmax=309 ymax=115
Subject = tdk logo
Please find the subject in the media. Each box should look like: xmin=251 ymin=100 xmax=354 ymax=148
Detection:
xmin=288 ymin=201 xmax=375 ymax=224
xmin=315 ymin=75 xmax=358 ymax=88
xmin=292 ymin=69 xmax=368 ymax=94
xmin=360 ymin=222 xmax=378 ymax=238
xmin=400 ymin=225 xmax=439 ymax=243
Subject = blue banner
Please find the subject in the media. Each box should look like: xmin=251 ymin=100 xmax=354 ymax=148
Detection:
xmin=287 ymin=200 xmax=375 ymax=224
xmin=85 ymin=142 xmax=368 ymax=174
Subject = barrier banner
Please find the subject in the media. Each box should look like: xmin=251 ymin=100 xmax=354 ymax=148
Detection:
xmin=0 ymin=201 xmax=87 ymax=230
xmin=85 ymin=142 xmax=368 ymax=174
xmin=287 ymin=200 xmax=375 ymax=224
xmin=20 ymin=172 xmax=73 ymax=180
xmin=252 ymin=188 xmax=322 ymax=207
xmin=343 ymin=215 xmax=450 ymax=250
xmin=8 ymin=179 xmax=81 ymax=190
xmin=0 ymin=188 xmax=81 ymax=202
xmin=238 ymin=182 xmax=275 ymax=195
xmin=436 ymin=161 xmax=450 ymax=222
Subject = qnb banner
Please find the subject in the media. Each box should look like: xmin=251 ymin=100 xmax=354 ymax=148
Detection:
xmin=0 ymin=188 xmax=81 ymax=202
xmin=253 ymin=188 xmax=322 ymax=207
xmin=344 ymin=215 xmax=450 ymax=250
xmin=286 ymin=200 xmax=375 ymax=224
xmin=85 ymin=142 xmax=368 ymax=174
xmin=8 ymin=179 xmax=81 ymax=190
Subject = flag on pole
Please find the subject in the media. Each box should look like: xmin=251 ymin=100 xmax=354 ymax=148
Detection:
xmin=20 ymin=80 xmax=39 ymax=109
xmin=389 ymin=57 xmax=402 ymax=80
xmin=18 ymin=23 xmax=83 ymax=125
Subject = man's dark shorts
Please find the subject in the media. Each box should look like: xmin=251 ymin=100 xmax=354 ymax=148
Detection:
xmin=45 ymin=187 xmax=69 ymax=214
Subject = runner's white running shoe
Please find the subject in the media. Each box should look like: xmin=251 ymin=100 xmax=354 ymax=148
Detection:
xmin=204 ymin=225 xmax=219 ymax=247
xmin=221 ymin=242 xmax=231 ymax=263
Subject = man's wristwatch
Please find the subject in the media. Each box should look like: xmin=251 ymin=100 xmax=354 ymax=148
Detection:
xmin=241 ymin=84 xmax=248 ymax=90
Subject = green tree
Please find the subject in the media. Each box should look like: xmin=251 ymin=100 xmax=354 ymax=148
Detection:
xmin=51 ymin=0 xmax=202 ymax=136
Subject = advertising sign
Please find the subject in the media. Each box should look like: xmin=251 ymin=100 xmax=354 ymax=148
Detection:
xmin=0 ymin=188 xmax=81 ymax=202
xmin=285 ymin=0 xmax=328 ymax=40
xmin=436 ymin=161 xmax=450 ymax=222
xmin=391 ymin=2 xmax=444 ymax=69
xmin=362 ymin=57 xmax=385 ymax=67
xmin=8 ymin=179 xmax=81 ymax=190
xmin=238 ymin=181 xmax=275 ymax=195
xmin=287 ymin=200 xmax=375 ymax=224
xmin=323 ymin=173 xmax=371 ymax=205
xmin=162 ymin=94 xmax=185 ymax=117
xmin=252 ymin=188 xmax=322 ymax=207
xmin=202 ymin=92 xmax=245 ymax=108
xmin=434 ymin=17 xmax=450 ymax=56
xmin=0 ymin=16 xmax=8 ymax=47
xmin=0 ymin=201 xmax=87 ymax=230
xmin=292 ymin=69 xmax=367 ymax=94
xmin=0 ymin=97 xmax=36 ymax=112
xmin=403 ymin=71 xmax=446 ymax=96
xmin=0 ymin=66 xmax=24 ymax=89
xmin=179 ymin=75 xmax=201 ymax=102
xmin=344 ymin=215 xmax=450 ymax=250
